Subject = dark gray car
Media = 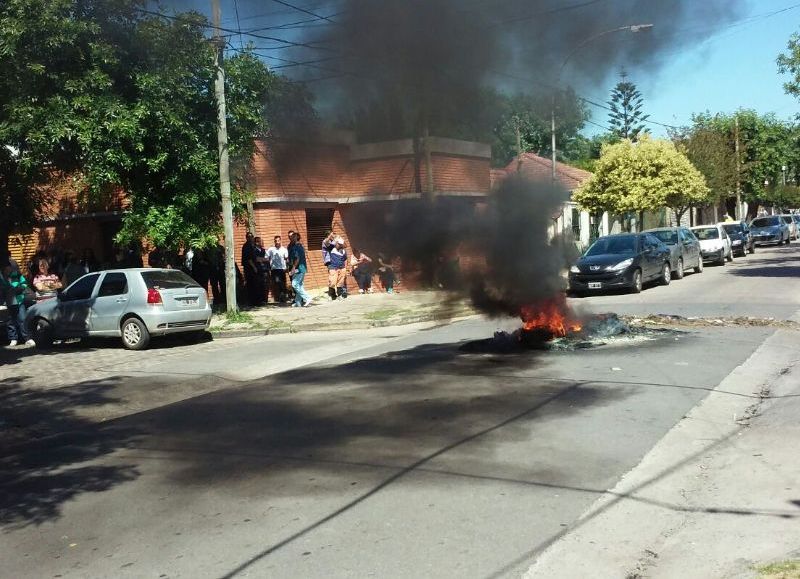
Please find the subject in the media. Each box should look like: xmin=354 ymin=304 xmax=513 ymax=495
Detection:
xmin=749 ymin=215 xmax=789 ymax=246
xmin=568 ymin=233 xmax=673 ymax=295
xmin=644 ymin=226 xmax=703 ymax=278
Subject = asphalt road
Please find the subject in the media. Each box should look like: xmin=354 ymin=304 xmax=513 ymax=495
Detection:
xmin=568 ymin=242 xmax=800 ymax=321
xmin=1 ymin=243 xmax=799 ymax=579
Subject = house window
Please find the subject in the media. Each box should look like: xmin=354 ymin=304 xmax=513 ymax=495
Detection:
xmin=305 ymin=208 xmax=335 ymax=248
xmin=571 ymin=207 xmax=581 ymax=238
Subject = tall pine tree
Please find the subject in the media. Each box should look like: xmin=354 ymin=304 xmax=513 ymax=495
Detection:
xmin=608 ymin=70 xmax=650 ymax=141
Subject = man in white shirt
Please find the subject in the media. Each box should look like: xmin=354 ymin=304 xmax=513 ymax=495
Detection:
xmin=266 ymin=235 xmax=290 ymax=303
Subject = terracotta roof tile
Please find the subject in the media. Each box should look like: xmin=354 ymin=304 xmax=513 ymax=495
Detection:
xmin=498 ymin=153 xmax=592 ymax=191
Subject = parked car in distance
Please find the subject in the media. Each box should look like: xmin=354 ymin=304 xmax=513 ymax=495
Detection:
xmin=25 ymin=268 xmax=212 ymax=350
xmin=568 ymin=232 xmax=672 ymax=295
xmin=691 ymin=224 xmax=733 ymax=266
xmin=644 ymin=226 xmax=703 ymax=278
xmin=722 ymin=221 xmax=755 ymax=257
xmin=781 ymin=214 xmax=799 ymax=240
xmin=749 ymin=215 xmax=790 ymax=246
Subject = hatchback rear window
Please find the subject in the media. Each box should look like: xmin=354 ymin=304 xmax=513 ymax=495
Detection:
xmin=693 ymin=227 xmax=719 ymax=240
xmin=722 ymin=224 xmax=742 ymax=234
xmin=751 ymin=217 xmax=780 ymax=227
xmin=140 ymin=270 xmax=201 ymax=289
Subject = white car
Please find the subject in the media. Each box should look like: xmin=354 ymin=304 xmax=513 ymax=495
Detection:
xmin=781 ymin=214 xmax=799 ymax=240
xmin=690 ymin=224 xmax=733 ymax=266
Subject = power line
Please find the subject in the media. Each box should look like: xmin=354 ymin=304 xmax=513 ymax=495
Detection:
xmin=232 ymin=0 xmax=244 ymax=50
xmin=265 ymin=0 xmax=336 ymax=24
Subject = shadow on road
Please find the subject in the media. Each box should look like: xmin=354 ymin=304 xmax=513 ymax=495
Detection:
xmin=728 ymin=245 xmax=800 ymax=278
xmin=0 ymin=377 xmax=140 ymax=529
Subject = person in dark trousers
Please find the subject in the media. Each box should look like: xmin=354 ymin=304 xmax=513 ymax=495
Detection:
xmin=208 ymin=243 xmax=225 ymax=306
xmin=266 ymin=235 xmax=289 ymax=303
xmin=286 ymin=229 xmax=296 ymax=303
xmin=253 ymin=236 xmax=268 ymax=305
xmin=241 ymin=232 xmax=259 ymax=306
xmin=1 ymin=260 xmax=35 ymax=347
xmin=322 ymin=230 xmax=335 ymax=269
xmin=376 ymin=253 xmax=396 ymax=293
xmin=350 ymin=248 xmax=373 ymax=293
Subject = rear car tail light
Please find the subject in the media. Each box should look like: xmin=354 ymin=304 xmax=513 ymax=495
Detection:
xmin=147 ymin=287 xmax=163 ymax=304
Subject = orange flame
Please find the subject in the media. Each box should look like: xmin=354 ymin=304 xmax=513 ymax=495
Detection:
xmin=520 ymin=296 xmax=582 ymax=338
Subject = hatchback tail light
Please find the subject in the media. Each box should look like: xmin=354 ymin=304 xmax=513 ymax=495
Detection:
xmin=147 ymin=287 xmax=163 ymax=304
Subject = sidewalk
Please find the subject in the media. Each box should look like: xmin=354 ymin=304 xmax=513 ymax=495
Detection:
xmin=209 ymin=289 xmax=479 ymax=336
xmin=524 ymin=328 xmax=800 ymax=579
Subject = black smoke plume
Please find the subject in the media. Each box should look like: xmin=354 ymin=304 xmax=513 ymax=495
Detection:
xmin=306 ymin=0 xmax=744 ymax=138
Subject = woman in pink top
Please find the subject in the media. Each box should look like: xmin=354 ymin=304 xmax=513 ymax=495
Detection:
xmin=33 ymin=258 xmax=62 ymax=298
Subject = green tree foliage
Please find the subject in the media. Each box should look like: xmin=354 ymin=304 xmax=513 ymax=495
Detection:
xmin=492 ymin=88 xmax=589 ymax=167
xmin=670 ymin=113 xmax=738 ymax=205
xmin=1 ymin=0 xmax=298 ymax=251
xmin=777 ymin=31 xmax=800 ymax=98
xmin=573 ymin=137 xmax=710 ymax=222
xmin=607 ymin=71 xmax=650 ymax=141
xmin=671 ymin=110 xmax=800 ymax=213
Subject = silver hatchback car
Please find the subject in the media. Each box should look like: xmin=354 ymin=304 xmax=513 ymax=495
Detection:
xmin=26 ymin=268 xmax=212 ymax=350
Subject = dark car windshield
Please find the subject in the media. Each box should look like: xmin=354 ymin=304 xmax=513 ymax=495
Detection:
xmin=782 ymin=215 xmax=792 ymax=224
xmin=585 ymin=235 xmax=637 ymax=256
xmin=722 ymin=224 xmax=743 ymax=234
xmin=693 ymin=227 xmax=719 ymax=240
xmin=649 ymin=230 xmax=678 ymax=244
xmin=140 ymin=269 xmax=201 ymax=289
xmin=751 ymin=216 xmax=780 ymax=227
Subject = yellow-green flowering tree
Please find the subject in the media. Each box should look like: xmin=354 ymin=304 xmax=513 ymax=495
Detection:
xmin=573 ymin=136 xmax=711 ymax=224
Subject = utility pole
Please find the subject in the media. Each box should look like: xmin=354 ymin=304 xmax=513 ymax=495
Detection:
xmin=212 ymin=0 xmax=237 ymax=313
xmin=734 ymin=115 xmax=742 ymax=220
xmin=423 ymin=124 xmax=434 ymax=199
xmin=550 ymin=92 xmax=557 ymax=183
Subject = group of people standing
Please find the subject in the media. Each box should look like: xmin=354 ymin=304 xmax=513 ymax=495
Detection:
xmin=240 ymin=228 xmax=396 ymax=309
xmin=241 ymin=230 xmax=313 ymax=308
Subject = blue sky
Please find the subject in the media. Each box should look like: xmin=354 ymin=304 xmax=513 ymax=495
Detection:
xmin=613 ymin=0 xmax=800 ymax=137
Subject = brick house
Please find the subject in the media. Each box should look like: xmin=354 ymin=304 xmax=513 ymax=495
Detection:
xmin=236 ymin=132 xmax=492 ymax=289
xmin=8 ymin=136 xmax=598 ymax=289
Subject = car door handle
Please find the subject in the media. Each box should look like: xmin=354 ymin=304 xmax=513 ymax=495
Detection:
xmin=116 ymin=298 xmax=128 ymax=303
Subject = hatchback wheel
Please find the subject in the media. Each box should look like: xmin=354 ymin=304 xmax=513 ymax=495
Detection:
xmin=630 ymin=269 xmax=643 ymax=294
xmin=726 ymin=250 xmax=733 ymax=262
xmin=674 ymin=258 xmax=684 ymax=279
xmin=660 ymin=263 xmax=671 ymax=286
xmin=121 ymin=317 xmax=150 ymax=350
xmin=695 ymin=257 xmax=704 ymax=273
xmin=32 ymin=318 xmax=54 ymax=348
xmin=717 ymin=251 xmax=726 ymax=266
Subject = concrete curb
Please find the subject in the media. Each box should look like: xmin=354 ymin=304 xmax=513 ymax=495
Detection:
xmin=523 ymin=328 xmax=800 ymax=578
xmin=210 ymin=311 xmax=479 ymax=338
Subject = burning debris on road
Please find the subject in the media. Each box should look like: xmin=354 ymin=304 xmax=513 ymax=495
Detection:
xmin=462 ymin=312 xmax=680 ymax=354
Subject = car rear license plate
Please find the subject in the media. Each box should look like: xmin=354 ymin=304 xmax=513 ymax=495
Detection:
xmin=588 ymin=282 xmax=602 ymax=289
xmin=177 ymin=297 xmax=199 ymax=306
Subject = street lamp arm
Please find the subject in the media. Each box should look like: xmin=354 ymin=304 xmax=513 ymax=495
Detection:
xmin=550 ymin=23 xmax=653 ymax=184
xmin=559 ymin=24 xmax=654 ymax=78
